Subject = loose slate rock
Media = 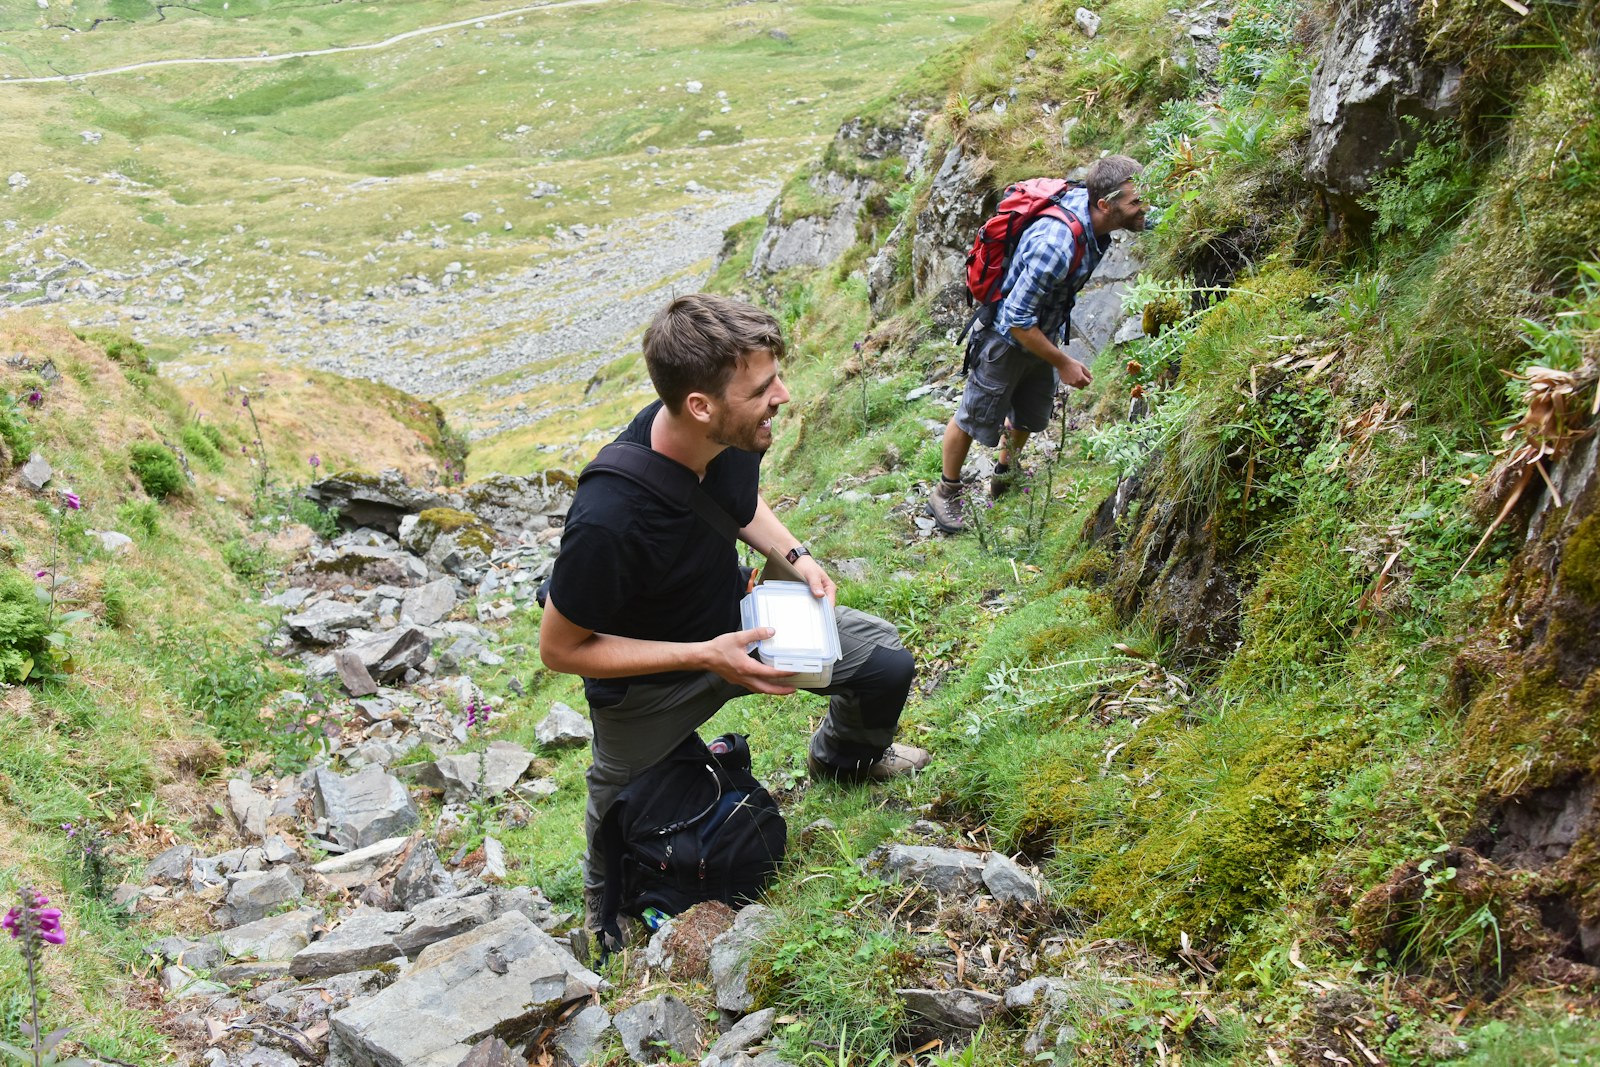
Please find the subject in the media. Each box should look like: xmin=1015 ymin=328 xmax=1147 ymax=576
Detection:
xmin=222 ymin=867 xmax=305 ymax=926
xmin=455 ymin=1037 xmax=520 ymax=1067
xmin=402 ymin=578 xmax=457 ymax=626
xmin=216 ymin=909 xmax=321 ymax=961
xmin=394 ymin=837 xmax=456 ymax=909
xmin=710 ymin=904 xmax=773 ymax=1013
xmin=432 ymin=741 xmax=535 ymax=804
xmin=329 ymin=912 xmax=602 ymax=1067
xmin=290 ymin=909 xmax=404 ymax=978
xmin=535 ymin=702 xmax=592 ymax=748
xmin=144 ymin=844 xmax=196 ymax=886
xmin=876 ymin=844 xmax=987 ymax=895
xmin=703 ymin=1007 xmax=776 ymax=1064
xmin=898 ymin=987 xmax=1003 ymax=1032
xmin=982 ymin=852 xmax=1042 ymax=904
xmin=284 ymin=599 xmax=371 ymax=644
xmin=312 ymin=765 xmax=419 ymax=851
xmin=227 ymin=778 xmax=272 ymax=840
xmin=553 ymin=1004 xmax=612 ymax=1067
xmin=613 ymin=994 xmax=703 ymax=1064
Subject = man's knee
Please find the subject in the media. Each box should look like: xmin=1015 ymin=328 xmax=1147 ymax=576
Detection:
xmin=853 ymin=643 xmax=914 ymax=729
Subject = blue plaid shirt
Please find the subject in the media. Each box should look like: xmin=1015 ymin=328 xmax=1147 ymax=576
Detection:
xmin=991 ymin=187 xmax=1108 ymax=344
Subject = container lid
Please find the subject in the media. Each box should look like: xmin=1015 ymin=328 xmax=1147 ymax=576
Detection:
xmin=741 ymin=581 xmax=840 ymax=667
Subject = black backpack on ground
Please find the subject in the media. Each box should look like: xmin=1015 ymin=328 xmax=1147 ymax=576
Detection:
xmin=597 ymin=732 xmax=787 ymax=950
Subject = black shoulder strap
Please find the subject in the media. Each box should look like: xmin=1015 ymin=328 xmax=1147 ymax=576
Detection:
xmin=581 ymin=441 xmax=740 ymax=544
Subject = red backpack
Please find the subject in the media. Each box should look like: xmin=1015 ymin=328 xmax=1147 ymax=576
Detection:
xmin=963 ymin=178 xmax=1087 ymax=311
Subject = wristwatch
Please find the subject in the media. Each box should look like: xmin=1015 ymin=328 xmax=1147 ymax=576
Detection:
xmin=785 ymin=545 xmax=811 ymax=565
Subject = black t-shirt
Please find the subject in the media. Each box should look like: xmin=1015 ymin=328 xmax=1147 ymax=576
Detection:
xmin=546 ymin=400 xmax=762 ymax=704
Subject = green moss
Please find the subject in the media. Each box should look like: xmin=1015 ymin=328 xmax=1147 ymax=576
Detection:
xmin=416 ymin=507 xmax=495 ymax=556
xmin=1558 ymin=512 xmax=1600 ymax=605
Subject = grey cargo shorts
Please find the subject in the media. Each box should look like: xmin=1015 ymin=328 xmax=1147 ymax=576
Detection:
xmin=954 ymin=327 xmax=1059 ymax=447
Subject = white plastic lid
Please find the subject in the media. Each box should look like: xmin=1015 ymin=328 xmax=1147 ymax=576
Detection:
xmin=740 ymin=581 xmax=841 ymax=671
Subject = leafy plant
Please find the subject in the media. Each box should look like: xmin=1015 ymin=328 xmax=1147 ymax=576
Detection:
xmin=127 ymin=443 xmax=183 ymax=499
xmin=0 ymin=567 xmax=50 ymax=683
xmin=0 ymin=397 xmax=35 ymax=465
xmin=178 ymin=423 xmax=224 ymax=472
xmin=1361 ymin=120 xmax=1478 ymax=240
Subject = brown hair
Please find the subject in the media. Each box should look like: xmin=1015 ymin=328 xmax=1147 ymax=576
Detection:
xmin=1085 ymin=154 xmax=1144 ymax=206
xmin=642 ymin=294 xmax=787 ymax=412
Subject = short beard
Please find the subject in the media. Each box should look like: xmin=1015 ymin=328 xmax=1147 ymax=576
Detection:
xmin=708 ymin=411 xmax=770 ymax=453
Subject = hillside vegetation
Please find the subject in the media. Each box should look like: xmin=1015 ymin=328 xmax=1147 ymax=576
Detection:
xmin=1 ymin=0 xmax=1597 ymax=1064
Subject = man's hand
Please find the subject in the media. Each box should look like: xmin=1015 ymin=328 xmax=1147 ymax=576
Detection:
xmin=1056 ymin=355 xmax=1093 ymax=389
xmin=793 ymin=553 xmax=836 ymax=604
xmin=700 ymin=628 xmax=797 ymax=695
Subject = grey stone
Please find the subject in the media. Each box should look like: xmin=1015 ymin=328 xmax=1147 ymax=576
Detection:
xmin=222 ymin=867 xmax=305 ymax=926
xmin=1069 ymin=283 xmax=1131 ymax=355
xmin=291 ymin=909 xmax=405 ymax=978
xmin=1074 ymin=7 xmax=1100 ymax=37
xmin=344 ymin=627 xmax=433 ymax=682
xmin=481 ymin=836 xmax=508 ymax=881
xmin=395 ymin=838 xmax=456 ymax=909
xmin=227 ymin=778 xmax=272 ymax=840
xmin=284 ymin=599 xmax=372 ymax=645
xmin=144 ymin=844 xmax=196 ymax=886
xmin=214 ymin=961 xmax=292 ymax=984
xmin=312 ymin=835 xmax=413 ymax=878
xmin=435 ymin=636 xmax=487 ymax=673
xmin=216 ymin=909 xmax=321 ymax=961
xmin=1003 ymin=976 xmax=1077 ymax=1013
xmin=335 ymin=650 xmax=379 ymax=696
xmin=750 ymin=173 xmax=866 ymax=275
xmin=230 ymin=1048 xmax=299 ymax=1067
xmin=460 ymin=472 xmax=574 ymax=538
xmin=898 ymin=987 xmax=1003 ymax=1031
xmin=876 ymin=844 xmax=987 ymax=895
xmin=402 ymin=578 xmax=457 ymax=626
xmin=145 ymin=936 xmax=223 ymax=972
xmin=329 ymin=912 xmax=603 ymax=1067
xmin=266 ymin=587 xmax=313 ymax=610
xmin=93 ymin=529 xmax=134 ymax=553
xmin=553 ymin=1004 xmax=612 ymax=1067
xmin=391 ymin=892 xmax=496 ymax=956
xmin=162 ymin=964 xmax=229 ymax=1000
xmin=704 ymin=1007 xmax=776 ymax=1062
xmin=710 ymin=904 xmax=773 ymax=1013
xmin=1306 ymin=0 xmax=1463 ymax=214
xmin=535 ymin=702 xmax=593 ymax=749
xmin=18 ymin=452 xmax=51 ymax=491
xmin=305 ymin=472 xmax=452 ymax=538
xmin=432 ymin=741 xmax=535 ymax=803
xmin=313 ymin=766 xmax=420 ymax=851
xmin=262 ymin=835 xmax=299 ymax=865
xmin=982 ymin=852 xmax=1042 ymax=904
xmin=455 ymin=1037 xmax=520 ymax=1067
xmin=614 ymin=994 xmax=703 ymax=1064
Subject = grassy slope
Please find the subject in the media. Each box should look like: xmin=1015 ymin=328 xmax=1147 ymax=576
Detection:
xmin=489 ymin=0 xmax=1600 ymax=1063
xmin=0 ymin=315 xmax=455 ymax=1058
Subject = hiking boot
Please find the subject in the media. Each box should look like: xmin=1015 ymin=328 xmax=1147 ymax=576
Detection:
xmin=925 ymin=479 xmax=965 ymax=534
xmin=989 ymin=464 xmax=1017 ymax=499
xmin=582 ymin=884 xmax=644 ymax=951
xmin=807 ymin=743 xmax=932 ymax=785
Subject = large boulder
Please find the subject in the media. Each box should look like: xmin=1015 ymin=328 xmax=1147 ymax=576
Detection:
xmin=710 ymin=904 xmax=774 ymax=1013
xmin=910 ymin=142 xmax=991 ymax=326
xmin=1305 ymin=0 xmax=1462 ymax=215
xmin=460 ymin=472 xmax=575 ymax=537
xmin=750 ymin=173 xmax=867 ymax=275
xmin=305 ymin=471 xmax=452 ymax=537
xmin=329 ymin=912 xmax=603 ymax=1067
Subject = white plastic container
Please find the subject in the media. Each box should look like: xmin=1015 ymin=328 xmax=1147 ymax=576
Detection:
xmin=739 ymin=581 xmax=841 ymax=688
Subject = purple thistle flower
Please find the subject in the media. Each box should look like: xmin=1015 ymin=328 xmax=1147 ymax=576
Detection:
xmin=61 ymin=823 xmax=76 ymax=838
xmin=241 ymin=396 xmax=250 ymax=408
xmin=25 ymin=390 xmax=43 ymax=407
xmin=309 ymin=453 xmax=321 ymax=469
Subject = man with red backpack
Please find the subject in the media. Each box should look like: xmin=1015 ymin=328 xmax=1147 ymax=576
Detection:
xmin=926 ymin=155 xmax=1147 ymax=534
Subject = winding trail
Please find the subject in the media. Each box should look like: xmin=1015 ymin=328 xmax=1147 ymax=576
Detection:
xmin=0 ymin=0 xmax=603 ymax=85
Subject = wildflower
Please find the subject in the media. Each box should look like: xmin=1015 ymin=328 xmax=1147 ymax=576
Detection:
xmin=35 ymin=569 xmax=47 ymax=579
xmin=309 ymin=453 xmax=321 ymax=469
xmin=25 ymin=390 xmax=43 ymax=407
xmin=465 ymin=702 xmax=478 ymax=728
xmin=3 ymin=889 xmax=65 ymax=946
xmin=61 ymin=822 xmax=76 ymax=838
xmin=241 ymin=395 xmax=250 ymax=408
xmin=60 ymin=491 xmax=80 ymax=510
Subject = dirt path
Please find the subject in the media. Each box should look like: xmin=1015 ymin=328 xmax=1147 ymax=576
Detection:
xmin=0 ymin=0 xmax=604 ymax=85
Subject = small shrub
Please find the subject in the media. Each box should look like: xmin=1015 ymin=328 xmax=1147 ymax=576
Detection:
xmin=0 ymin=566 xmax=50 ymax=682
xmin=179 ymin=423 xmax=224 ymax=471
xmin=78 ymin=329 xmax=153 ymax=373
xmin=0 ymin=398 xmax=35 ymax=464
xmin=128 ymin=442 xmax=184 ymax=499
xmin=288 ymin=497 xmax=341 ymax=540
xmin=115 ymin=500 xmax=161 ymax=538
xmin=221 ymin=537 xmax=275 ymax=585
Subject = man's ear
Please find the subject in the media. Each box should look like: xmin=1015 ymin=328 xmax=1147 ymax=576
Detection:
xmin=683 ymin=389 xmax=716 ymax=426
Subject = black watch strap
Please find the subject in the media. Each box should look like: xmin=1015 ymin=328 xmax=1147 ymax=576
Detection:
xmin=785 ymin=545 xmax=810 ymax=565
